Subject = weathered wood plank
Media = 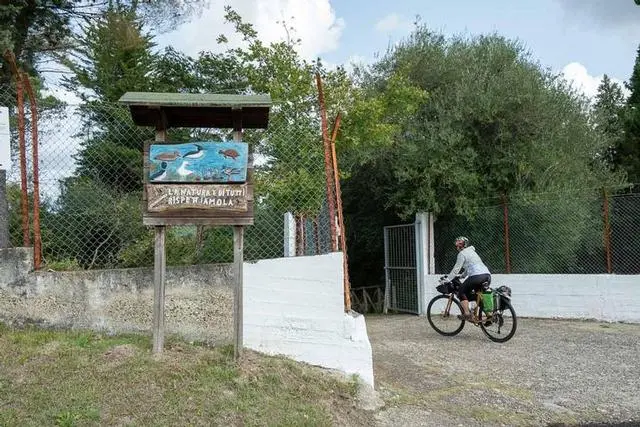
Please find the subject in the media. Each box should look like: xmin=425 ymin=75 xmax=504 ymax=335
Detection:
xmin=147 ymin=183 xmax=251 ymax=212
xmin=152 ymin=127 xmax=166 ymax=355
xmin=233 ymin=225 xmax=244 ymax=359
xmin=143 ymin=216 xmax=254 ymax=226
xmin=153 ymin=225 xmax=166 ymax=353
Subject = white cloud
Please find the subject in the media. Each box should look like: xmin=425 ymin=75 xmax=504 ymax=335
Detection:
xmin=374 ymin=12 xmax=411 ymax=34
xmin=556 ymin=0 xmax=640 ymax=31
xmin=560 ymin=62 xmax=628 ymax=99
xmin=375 ymin=13 xmax=401 ymax=33
xmin=155 ymin=0 xmax=345 ymax=61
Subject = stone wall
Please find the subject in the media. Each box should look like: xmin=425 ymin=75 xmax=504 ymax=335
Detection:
xmin=0 ymin=248 xmax=375 ymax=386
xmin=0 ymin=248 xmax=234 ymax=344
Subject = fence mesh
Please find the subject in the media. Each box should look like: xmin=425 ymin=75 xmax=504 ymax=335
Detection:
xmin=434 ymin=190 xmax=640 ymax=275
xmin=2 ymin=88 xmax=335 ymax=270
xmin=3 ymin=85 xmax=640 ymax=275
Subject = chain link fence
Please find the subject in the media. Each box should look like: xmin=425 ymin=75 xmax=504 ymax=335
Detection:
xmin=2 ymin=87 xmax=335 ymax=270
xmin=434 ymin=190 xmax=640 ymax=275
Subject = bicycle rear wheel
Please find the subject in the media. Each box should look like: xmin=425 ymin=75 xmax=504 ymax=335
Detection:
xmin=426 ymin=294 xmax=465 ymax=336
xmin=480 ymin=300 xmax=517 ymax=343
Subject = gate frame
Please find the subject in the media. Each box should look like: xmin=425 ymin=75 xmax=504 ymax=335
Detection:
xmin=383 ymin=212 xmax=435 ymax=315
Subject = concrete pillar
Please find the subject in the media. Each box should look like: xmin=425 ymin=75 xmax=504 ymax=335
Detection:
xmin=284 ymin=212 xmax=296 ymax=257
xmin=0 ymin=169 xmax=8 ymax=249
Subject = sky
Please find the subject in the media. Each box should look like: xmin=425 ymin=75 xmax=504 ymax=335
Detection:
xmin=148 ymin=0 xmax=640 ymax=99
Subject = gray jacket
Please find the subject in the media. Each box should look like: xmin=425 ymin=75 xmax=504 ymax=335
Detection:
xmin=447 ymin=246 xmax=490 ymax=280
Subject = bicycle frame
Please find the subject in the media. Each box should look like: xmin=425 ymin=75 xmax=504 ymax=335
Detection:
xmin=443 ymin=286 xmax=487 ymax=324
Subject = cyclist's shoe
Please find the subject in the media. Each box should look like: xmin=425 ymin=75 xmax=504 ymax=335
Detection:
xmin=483 ymin=320 xmax=493 ymax=327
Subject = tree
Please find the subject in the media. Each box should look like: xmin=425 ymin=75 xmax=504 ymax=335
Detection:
xmin=0 ymin=0 xmax=205 ymax=96
xmin=40 ymin=6 xmax=202 ymax=268
xmin=592 ymin=74 xmax=625 ymax=168
xmin=339 ymin=27 xmax=624 ymax=283
xmin=616 ymin=46 xmax=640 ymax=186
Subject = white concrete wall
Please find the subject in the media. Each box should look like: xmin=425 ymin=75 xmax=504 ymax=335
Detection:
xmin=244 ymin=252 xmax=375 ymax=387
xmin=425 ymin=274 xmax=640 ymax=323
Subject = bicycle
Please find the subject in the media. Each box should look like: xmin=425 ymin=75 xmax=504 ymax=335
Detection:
xmin=426 ymin=275 xmax=517 ymax=343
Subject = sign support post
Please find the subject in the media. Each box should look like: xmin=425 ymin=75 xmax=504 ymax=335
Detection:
xmin=153 ymin=124 xmax=167 ymax=354
xmin=119 ymin=92 xmax=271 ymax=358
xmin=232 ymin=108 xmax=244 ymax=359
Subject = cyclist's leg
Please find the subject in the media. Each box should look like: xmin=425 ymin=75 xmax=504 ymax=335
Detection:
xmin=466 ymin=273 xmax=491 ymax=293
xmin=459 ymin=274 xmax=490 ymax=317
xmin=457 ymin=279 xmax=473 ymax=319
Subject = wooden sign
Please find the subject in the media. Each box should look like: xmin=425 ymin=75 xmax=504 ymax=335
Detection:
xmin=142 ymin=139 xmax=254 ymax=226
xmin=147 ymin=183 xmax=248 ymax=212
xmin=149 ymin=141 xmax=248 ymax=183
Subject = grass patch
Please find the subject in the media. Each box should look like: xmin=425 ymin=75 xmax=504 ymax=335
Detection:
xmin=469 ymin=405 xmax=537 ymax=426
xmin=0 ymin=324 xmax=370 ymax=426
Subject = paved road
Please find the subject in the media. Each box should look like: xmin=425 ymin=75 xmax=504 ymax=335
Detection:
xmin=365 ymin=314 xmax=640 ymax=427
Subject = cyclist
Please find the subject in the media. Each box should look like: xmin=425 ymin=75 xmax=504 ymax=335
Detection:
xmin=446 ymin=236 xmax=491 ymax=321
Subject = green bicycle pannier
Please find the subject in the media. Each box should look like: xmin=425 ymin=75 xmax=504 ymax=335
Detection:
xmin=482 ymin=291 xmax=494 ymax=313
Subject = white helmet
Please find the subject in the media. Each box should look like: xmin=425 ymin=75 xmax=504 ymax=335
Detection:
xmin=454 ymin=236 xmax=469 ymax=248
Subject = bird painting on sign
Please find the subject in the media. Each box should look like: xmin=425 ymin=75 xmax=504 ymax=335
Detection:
xmin=149 ymin=141 xmax=249 ymax=183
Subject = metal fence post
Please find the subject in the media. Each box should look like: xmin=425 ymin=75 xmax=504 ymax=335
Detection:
xmin=383 ymin=227 xmax=390 ymax=314
xmin=502 ymin=194 xmax=512 ymax=273
xmin=602 ymin=188 xmax=613 ymax=274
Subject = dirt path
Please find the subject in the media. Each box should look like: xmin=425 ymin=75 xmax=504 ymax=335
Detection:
xmin=365 ymin=315 xmax=640 ymax=427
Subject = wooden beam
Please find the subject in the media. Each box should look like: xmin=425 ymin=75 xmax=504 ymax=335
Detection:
xmin=233 ymin=225 xmax=244 ymax=360
xmin=152 ymin=124 xmax=168 ymax=354
xmin=232 ymin=110 xmax=244 ymax=360
xmin=143 ymin=216 xmax=254 ymax=226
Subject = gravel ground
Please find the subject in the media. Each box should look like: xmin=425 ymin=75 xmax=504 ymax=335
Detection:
xmin=365 ymin=314 xmax=640 ymax=427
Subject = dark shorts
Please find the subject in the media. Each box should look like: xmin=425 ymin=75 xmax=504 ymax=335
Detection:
xmin=457 ymin=274 xmax=491 ymax=301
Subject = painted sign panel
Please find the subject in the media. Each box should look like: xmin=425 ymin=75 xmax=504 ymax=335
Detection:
xmin=0 ymin=106 xmax=10 ymax=172
xmin=147 ymin=183 xmax=248 ymax=212
xmin=149 ymin=141 xmax=248 ymax=183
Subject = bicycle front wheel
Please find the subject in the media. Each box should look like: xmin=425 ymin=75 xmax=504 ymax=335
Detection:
xmin=480 ymin=300 xmax=517 ymax=343
xmin=426 ymin=294 xmax=465 ymax=336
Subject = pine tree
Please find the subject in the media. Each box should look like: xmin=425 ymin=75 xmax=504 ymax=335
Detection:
xmin=592 ymin=74 xmax=625 ymax=167
xmin=618 ymin=45 xmax=640 ymax=186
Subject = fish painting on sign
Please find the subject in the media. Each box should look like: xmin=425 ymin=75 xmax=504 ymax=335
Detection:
xmin=148 ymin=141 xmax=249 ymax=183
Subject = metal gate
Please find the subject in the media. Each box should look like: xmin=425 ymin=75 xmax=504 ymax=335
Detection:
xmin=383 ymin=223 xmax=419 ymax=314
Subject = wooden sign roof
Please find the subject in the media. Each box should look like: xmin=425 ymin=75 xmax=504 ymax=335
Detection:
xmin=118 ymin=92 xmax=272 ymax=129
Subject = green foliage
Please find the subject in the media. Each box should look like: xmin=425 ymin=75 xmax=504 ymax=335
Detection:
xmin=592 ymin=74 xmax=626 ymax=169
xmin=0 ymin=0 xmax=74 ymax=89
xmin=616 ymin=45 xmax=640 ymax=186
xmin=44 ymin=177 xmax=147 ymax=269
xmin=61 ymin=9 xmax=156 ymax=103
xmin=340 ymin=26 xmax=624 ymax=283
xmin=0 ymin=0 xmax=205 ymax=99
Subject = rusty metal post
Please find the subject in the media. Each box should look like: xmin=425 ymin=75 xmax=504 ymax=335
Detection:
xmin=602 ymin=188 xmax=613 ymax=274
xmin=3 ymin=50 xmax=30 ymax=247
xmin=502 ymin=194 xmax=512 ymax=273
xmin=329 ymin=112 xmax=351 ymax=311
xmin=22 ymin=72 xmax=42 ymax=269
xmin=315 ymin=72 xmax=337 ymax=252
xmin=313 ymin=216 xmax=320 ymax=255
